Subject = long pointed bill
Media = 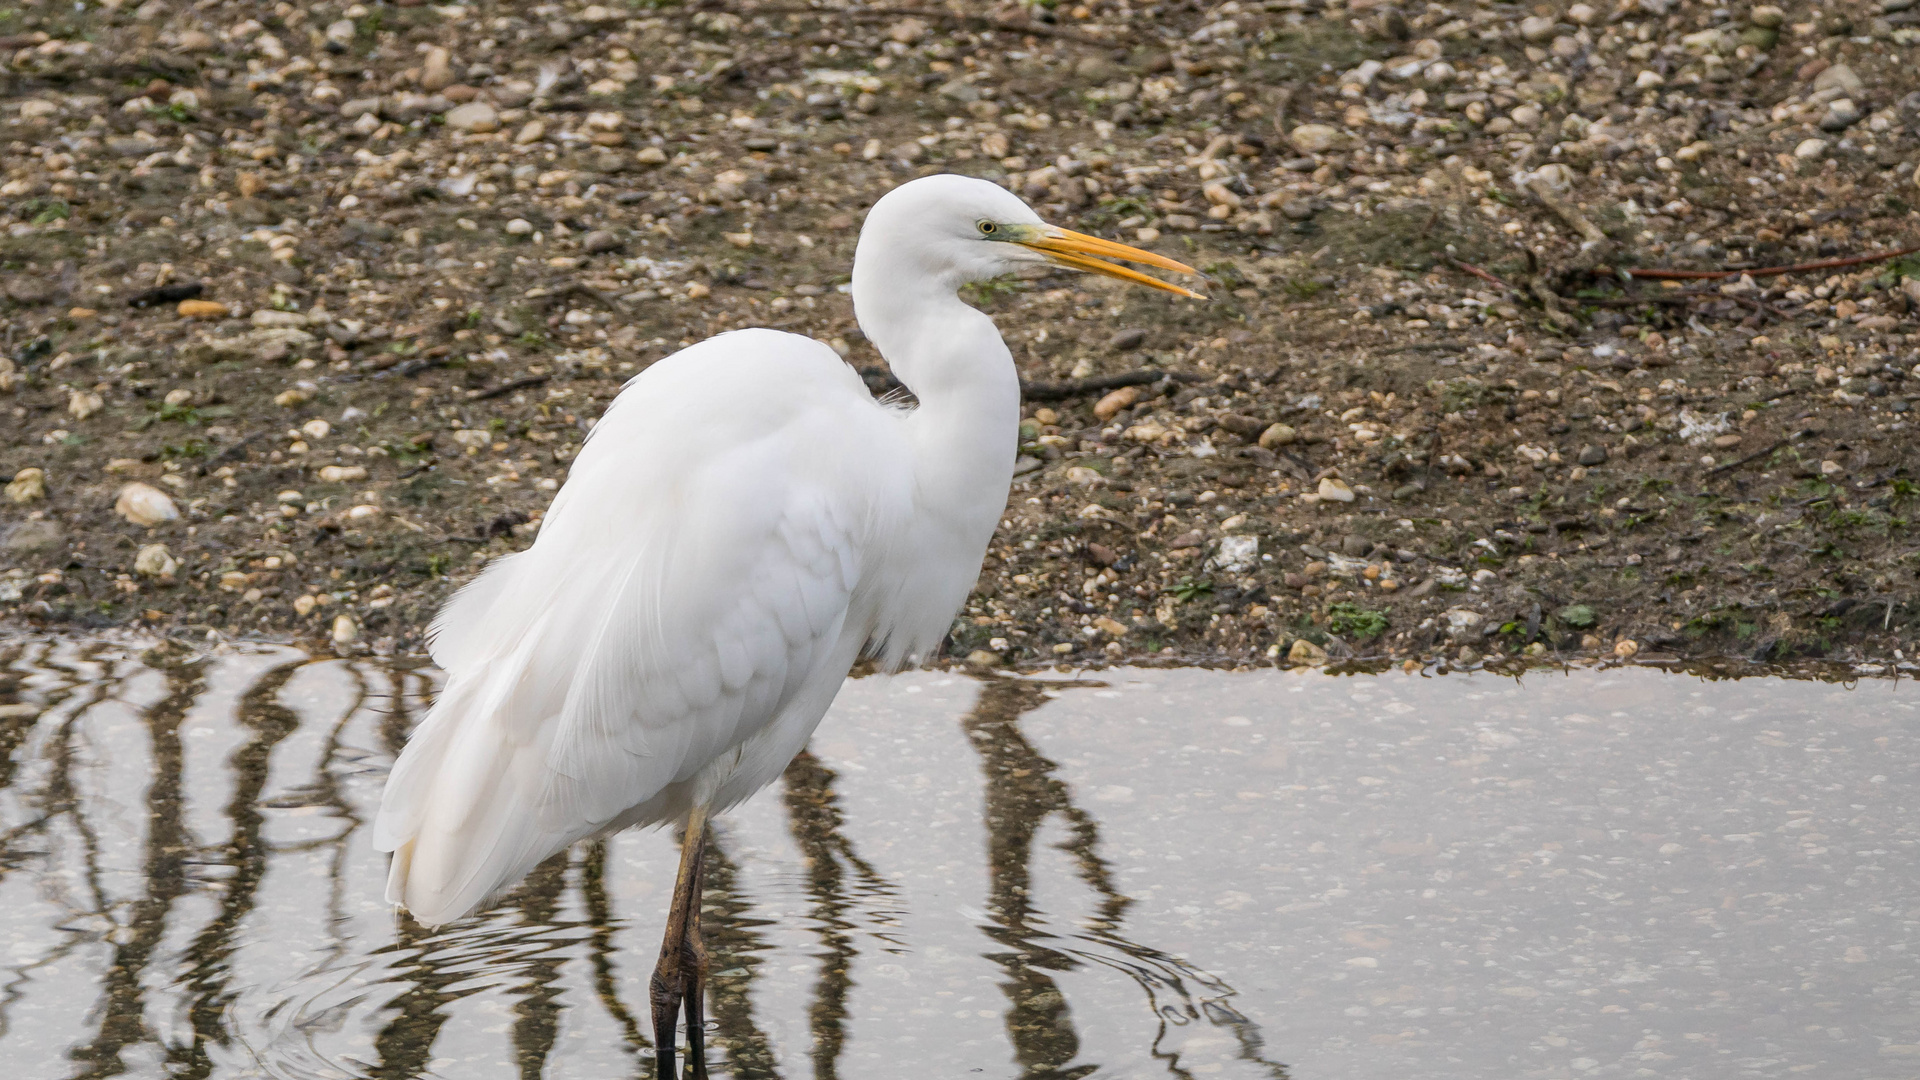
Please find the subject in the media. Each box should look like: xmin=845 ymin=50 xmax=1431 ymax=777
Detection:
xmin=1010 ymin=226 xmax=1207 ymax=299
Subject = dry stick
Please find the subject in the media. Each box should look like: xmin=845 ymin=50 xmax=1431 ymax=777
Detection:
xmin=733 ymin=4 xmax=1123 ymax=46
xmin=468 ymin=374 xmax=550 ymax=401
xmin=1022 ymin=369 xmax=1203 ymax=401
xmin=1625 ymin=243 xmax=1920 ymax=281
xmin=1526 ymin=180 xmax=1610 ymax=248
xmin=1447 ymin=257 xmax=1516 ymax=292
xmin=1707 ymin=429 xmax=1810 ymax=477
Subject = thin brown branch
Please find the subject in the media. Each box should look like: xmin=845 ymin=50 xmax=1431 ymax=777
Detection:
xmin=1446 ymin=257 xmax=1516 ymax=293
xmin=1625 ymin=243 xmax=1920 ymax=281
xmin=468 ymin=375 xmax=549 ymax=401
xmin=1021 ymin=369 xmax=1204 ymax=401
xmin=730 ymin=4 xmax=1124 ymax=46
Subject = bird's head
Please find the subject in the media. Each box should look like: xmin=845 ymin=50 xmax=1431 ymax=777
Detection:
xmin=855 ymin=173 xmax=1205 ymax=300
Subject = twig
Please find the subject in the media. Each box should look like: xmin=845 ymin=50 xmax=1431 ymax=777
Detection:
xmin=468 ymin=375 xmax=549 ymax=401
xmin=1386 ymin=342 xmax=1473 ymax=353
xmin=730 ymin=4 xmax=1123 ymax=46
xmin=1706 ymin=434 xmax=1796 ymax=477
xmin=1446 ymin=257 xmax=1516 ymax=293
xmin=1021 ymin=369 xmax=1204 ymax=401
xmin=1625 ymin=243 xmax=1920 ymax=281
xmin=1524 ymin=180 xmax=1611 ymax=249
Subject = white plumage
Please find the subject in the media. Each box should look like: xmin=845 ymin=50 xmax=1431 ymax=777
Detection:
xmin=373 ymin=174 xmax=1199 ymax=929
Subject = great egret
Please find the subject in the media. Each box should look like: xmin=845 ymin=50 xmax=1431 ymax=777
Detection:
xmin=372 ymin=173 xmax=1201 ymax=1077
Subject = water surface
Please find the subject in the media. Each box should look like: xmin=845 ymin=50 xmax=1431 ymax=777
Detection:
xmin=0 ymin=640 xmax=1915 ymax=1078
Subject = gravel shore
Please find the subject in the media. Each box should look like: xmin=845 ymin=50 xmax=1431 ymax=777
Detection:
xmin=3 ymin=0 xmax=1918 ymax=669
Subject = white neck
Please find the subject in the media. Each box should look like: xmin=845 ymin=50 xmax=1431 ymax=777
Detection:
xmin=851 ymin=255 xmax=1021 ymax=527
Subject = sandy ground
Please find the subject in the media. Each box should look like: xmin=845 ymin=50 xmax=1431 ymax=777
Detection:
xmin=3 ymin=0 xmax=1918 ymax=670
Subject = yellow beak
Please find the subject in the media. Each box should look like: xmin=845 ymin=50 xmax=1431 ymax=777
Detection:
xmin=1009 ymin=225 xmax=1207 ymax=299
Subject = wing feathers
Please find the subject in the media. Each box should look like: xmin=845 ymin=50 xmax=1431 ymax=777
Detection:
xmin=376 ymin=332 xmax=905 ymax=925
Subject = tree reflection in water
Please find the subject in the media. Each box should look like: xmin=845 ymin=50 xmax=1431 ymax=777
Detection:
xmin=0 ymin=640 xmax=1283 ymax=1079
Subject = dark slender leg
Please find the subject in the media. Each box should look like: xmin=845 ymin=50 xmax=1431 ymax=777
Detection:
xmin=683 ymin=842 xmax=710 ymax=1080
xmin=651 ymin=806 xmax=709 ymax=1080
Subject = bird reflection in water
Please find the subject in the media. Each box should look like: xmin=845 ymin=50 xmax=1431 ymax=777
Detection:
xmin=0 ymin=642 xmax=1284 ymax=1078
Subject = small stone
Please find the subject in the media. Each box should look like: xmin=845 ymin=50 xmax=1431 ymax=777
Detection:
xmin=1576 ymin=444 xmax=1608 ymax=466
xmin=178 ymin=299 xmax=228 ymax=319
xmin=1094 ymin=385 xmax=1140 ymax=420
xmin=324 ymin=18 xmax=355 ymax=49
xmin=1108 ymin=327 xmax=1148 ymax=351
xmin=636 ymin=146 xmax=668 ymax=165
xmin=1455 ymin=645 xmax=1480 ymax=665
xmin=1287 ymin=123 xmax=1341 ymax=154
xmin=1811 ymin=63 xmax=1863 ymax=94
xmin=1093 ymin=616 xmax=1130 ymax=637
xmin=1288 ymin=638 xmax=1329 ymax=664
xmin=506 ymin=218 xmax=534 ymax=236
xmin=1712 ymin=433 xmax=1744 ymax=449
xmin=1519 ymin=14 xmax=1557 ymax=42
xmin=1259 ymin=423 xmax=1297 ymax=449
xmin=419 ymin=46 xmax=455 ymax=91
xmin=331 ymin=613 xmax=359 ymax=645
xmin=134 ymin=543 xmax=178 ymax=578
xmin=1819 ymin=99 xmax=1863 ymax=132
xmin=888 ymin=17 xmax=929 ymax=43
xmin=1280 ymin=198 xmax=1316 ymax=221
xmin=1612 ymin=638 xmax=1639 ymax=659
xmin=1793 ymin=138 xmax=1828 ymax=160
xmin=178 ymin=29 xmax=216 ymax=51
xmin=1567 ymin=2 xmax=1598 ymax=23
xmin=583 ymin=230 xmax=621 ymax=254
xmin=68 ymin=390 xmax=103 ymax=420
xmin=115 ymin=482 xmax=180 ymax=527
xmin=301 ymin=419 xmax=331 ymax=440
xmin=5 ymin=277 xmax=53 ymax=305
xmin=293 ymin=594 xmax=318 ymax=616
xmin=965 ymin=649 xmax=1002 ymax=666
xmin=1748 ymin=4 xmax=1784 ymax=27
xmin=3 ymin=519 xmax=62 ymax=553
xmin=1317 ymin=477 xmax=1356 ymax=502
xmin=443 ymin=102 xmax=498 ymax=133
xmin=6 ymin=468 xmax=46 ymax=503
xmin=317 ymin=465 xmax=368 ymax=482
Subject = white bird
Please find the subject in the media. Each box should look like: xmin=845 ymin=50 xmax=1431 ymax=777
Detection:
xmin=371 ymin=173 xmax=1200 ymax=1077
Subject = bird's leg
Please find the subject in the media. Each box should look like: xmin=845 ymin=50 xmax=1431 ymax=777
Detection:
xmin=651 ymin=805 xmax=709 ymax=1080
xmin=682 ymin=843 xmax=710 ymax=1080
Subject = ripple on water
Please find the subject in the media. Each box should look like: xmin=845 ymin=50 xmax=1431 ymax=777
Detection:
xmin=0 ymin=637 xmax=1916 ymax=1078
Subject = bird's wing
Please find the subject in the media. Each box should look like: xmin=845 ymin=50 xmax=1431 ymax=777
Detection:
xmin=374 ymin=331 xmax=904 ymax=924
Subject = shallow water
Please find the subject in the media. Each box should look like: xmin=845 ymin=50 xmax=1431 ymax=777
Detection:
xmin=1 ymin=640 xmax=1916 ymax=1079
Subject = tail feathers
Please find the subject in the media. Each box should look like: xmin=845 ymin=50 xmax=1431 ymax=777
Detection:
xmin=375 ymin=664 xmax=582 ymax=927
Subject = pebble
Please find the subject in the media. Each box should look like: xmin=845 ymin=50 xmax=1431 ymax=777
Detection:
xmin=177 ymin=300 xmax=229 ymax=319
xmin=443 ymin=102 xmax=498 ymax=133
xmin=1576 ymin=445 xmax=1608 ymax=466
xmin=133 ymin=543 xmax=177 ymax=578
xmin=1093 ymin=386 xmax=1140 ymax=420
xmin=419 ymin=47 xmax=455 ymax=92
xmin=3 ymin=519 xmax=62 ymax=553
xmin=331 ymin=613 xmax=359 ymax=645
xmin=1317 ymin=478 xmax=1356 ymax=503
xmin=5 ymin=468 xmax=46 ymax=503
xmin=1259 ymin=423 xmax=1297 ymax=448
xmin=583 ymin=230 xmax=622 ymax=254
xmin=1288 ymin=638 xmax=1329 ymax=664
xmin=317 ymin=465 xmax=368 ymax=482
xmin=1108 ymin=328 xmax=1147 ymax=351
xmin=115 ymin=482 xmax=179 ymax=527
xmin=506 ymin=218 xmax=534 ymax=235
xmin=1288 ymin=124 xmax=1341 ymax=153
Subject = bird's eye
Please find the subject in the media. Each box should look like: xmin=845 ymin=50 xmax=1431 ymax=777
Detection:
xmin=977 ymin=220 xmax=998 ymax=236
